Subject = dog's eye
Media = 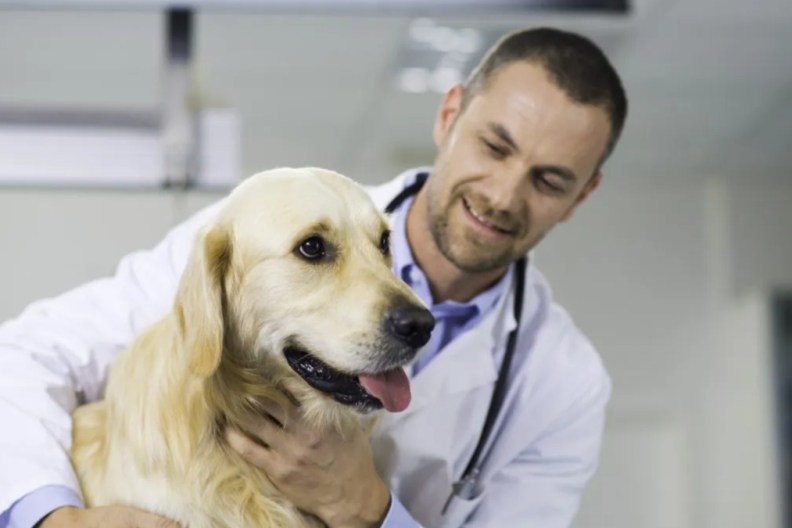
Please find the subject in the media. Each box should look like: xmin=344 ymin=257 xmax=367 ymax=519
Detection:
xmin=379 ymin=231 xmax=390 ymax=255
xmin=297 ymin=236 xmax=326 ymax=260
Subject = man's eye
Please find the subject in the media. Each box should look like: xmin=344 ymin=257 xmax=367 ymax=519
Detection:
xmin=296 ymin=236 xmax=326 ymax=260
xmin=483 ymin=139 xmax=507 ymax=159
xmin=534 ymin=173 xmax=564 ymax=194
xmin=379 ymin=231 xmax=391 ymax=255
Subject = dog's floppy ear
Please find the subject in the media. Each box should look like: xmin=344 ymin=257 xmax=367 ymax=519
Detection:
xmin=176 ymin=226 xmax=232 ymax=378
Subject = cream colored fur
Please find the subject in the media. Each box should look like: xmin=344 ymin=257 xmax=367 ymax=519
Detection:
xmin=70 ymin=168 xmax=426 ymax=528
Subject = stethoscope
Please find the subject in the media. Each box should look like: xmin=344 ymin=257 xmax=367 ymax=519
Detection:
xmin=384 ymin=171 xmax=526 ymax=514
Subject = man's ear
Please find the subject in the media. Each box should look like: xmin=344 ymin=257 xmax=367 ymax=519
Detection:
xmin=561 ymin=171 xmax=602 ymax=222
xmin=433 ymin=84 xmax=464 ymax=148
xmin=175 ymin=226 xmax=232 ymax=378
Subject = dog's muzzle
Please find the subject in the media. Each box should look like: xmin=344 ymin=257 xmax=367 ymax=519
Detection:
xmin=284 ymin=306 xmax=434 ymax=412
xmin=283 ymin=346 xmax=389 ymax=410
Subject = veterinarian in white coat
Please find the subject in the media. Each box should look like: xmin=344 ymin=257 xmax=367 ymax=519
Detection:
xmin=0 ymin=28 xmax=627 ymax=528
xmin=365 ymin=170 xmax=611 ymax=528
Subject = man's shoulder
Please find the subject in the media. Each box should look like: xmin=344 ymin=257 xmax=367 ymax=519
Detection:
xmin=522 ymin=265 xmax=610 ymax=391
xmin=364 ymin=168 xmax=428 ymax=211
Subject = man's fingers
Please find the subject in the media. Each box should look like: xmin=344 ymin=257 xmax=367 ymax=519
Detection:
xmin=130 ymin=509 xmax=182 ymax=528
xmin=258 ymin=389 xmax=302 ymax=428
xmin=280 ymin=387 xmax=301 ymax=408
xmin=244 ymin=412 xmax=288 ymax=449
xmin=258 ymin=397 xmax=289 ymax=428
xmin=75 ymin=505 xmax=182 ymax=528
xmin=225 ymin=426 xmax=275 ymax=469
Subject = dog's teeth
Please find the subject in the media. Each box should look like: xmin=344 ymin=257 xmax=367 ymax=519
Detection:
xmin=313 ymin=364 xmax=330 ymax=379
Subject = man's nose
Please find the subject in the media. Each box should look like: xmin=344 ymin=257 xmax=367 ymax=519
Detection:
xmin=482 ymin=168 xmax=526 ymax=212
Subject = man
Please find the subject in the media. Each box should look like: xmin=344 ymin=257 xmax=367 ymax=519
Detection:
xmin=0 ymin=27 xmax=627 ymax=528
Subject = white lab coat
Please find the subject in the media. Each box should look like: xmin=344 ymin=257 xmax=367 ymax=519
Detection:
xmin=0 ymin=169 xmax=610 ymax=528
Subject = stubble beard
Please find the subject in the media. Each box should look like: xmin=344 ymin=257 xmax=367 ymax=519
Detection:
xmin=427 ymin=194 xmax=520 ymax=274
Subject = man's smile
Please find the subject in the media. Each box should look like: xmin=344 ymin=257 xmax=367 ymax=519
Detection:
xmin=461 ymin=197 xmax=517 ymax=237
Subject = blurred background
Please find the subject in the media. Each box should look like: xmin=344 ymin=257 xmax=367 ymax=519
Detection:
xmin=0 ymin=0 xmax=790 ymax=526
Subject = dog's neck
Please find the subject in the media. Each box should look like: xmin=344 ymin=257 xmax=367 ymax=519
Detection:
xmin=104 ymin=312 xmax=367 ymax=482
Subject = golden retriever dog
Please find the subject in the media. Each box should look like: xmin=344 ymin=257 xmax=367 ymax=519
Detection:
xmin=70 ymin=167 xmax=434 ymax=528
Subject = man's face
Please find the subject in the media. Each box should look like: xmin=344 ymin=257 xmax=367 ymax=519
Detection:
xmin=424 ymin=61 xmax=612 ymax=274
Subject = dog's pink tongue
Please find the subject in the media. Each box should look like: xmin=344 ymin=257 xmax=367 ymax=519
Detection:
xmin=358 ymin=367 xmax=411 ymax=412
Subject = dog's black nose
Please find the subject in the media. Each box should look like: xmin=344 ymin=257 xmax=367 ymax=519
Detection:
xmin=387 ymin=305 xmax=435 ymax=348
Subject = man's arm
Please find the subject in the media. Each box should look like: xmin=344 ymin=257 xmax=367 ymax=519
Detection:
xmin=0 ymin=200 xmax=223 ymax=527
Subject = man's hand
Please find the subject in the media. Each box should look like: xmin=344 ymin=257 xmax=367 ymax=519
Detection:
xmin=37 ymin=505 xmax=181 ymax=528
xmin=225 ymin=395 xmax=391 ymax=528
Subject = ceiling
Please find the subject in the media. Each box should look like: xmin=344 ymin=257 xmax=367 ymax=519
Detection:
xmin=0 ymin=0 xmax=791 ymax=186
xmin=193 ymin=0 xmax=792 ymax=185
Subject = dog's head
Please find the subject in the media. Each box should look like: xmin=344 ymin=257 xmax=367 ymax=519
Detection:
xmin=175 ymin=167 xmax=434 ymax=426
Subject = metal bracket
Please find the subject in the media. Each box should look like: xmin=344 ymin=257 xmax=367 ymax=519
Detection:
xmin=161 ymin=7 xmax=196 ymax=188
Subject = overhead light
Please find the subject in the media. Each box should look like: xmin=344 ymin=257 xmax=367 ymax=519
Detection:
xmin=430 ymin=67 xmax=463 ymax=93
xmin=395 ymin=19 xmax=488 ymax=94
xmin=398 ymin=68 xmax=431 ymax=93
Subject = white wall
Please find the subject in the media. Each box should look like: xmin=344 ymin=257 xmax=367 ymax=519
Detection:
xmin=537 ymin=178 xmax=792 ymax=528
xmin=0 ymin=190 xmax=223 ymax=322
